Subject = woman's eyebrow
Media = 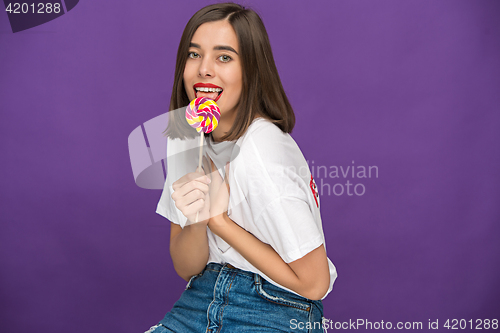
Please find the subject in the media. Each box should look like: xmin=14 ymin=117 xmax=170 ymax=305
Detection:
xmin=214 ymin=45 xmax=238 ymax=55
xmin=189 ymin=42 xmax=238 ymax=55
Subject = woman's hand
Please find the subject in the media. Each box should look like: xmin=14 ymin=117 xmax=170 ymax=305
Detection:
xmin=171 ymin=167 xmax=211 ymax=225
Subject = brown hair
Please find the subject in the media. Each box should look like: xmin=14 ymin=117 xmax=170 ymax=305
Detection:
xmin=165 ymin=2 xmax=295 ymax=141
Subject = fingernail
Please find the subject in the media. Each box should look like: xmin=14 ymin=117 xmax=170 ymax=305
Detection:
xmin=206 ymin=177 xmax=211 ymax=184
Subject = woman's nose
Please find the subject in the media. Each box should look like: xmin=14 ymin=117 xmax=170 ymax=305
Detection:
xmin=198 ymin=57 xmax=214 ymax=78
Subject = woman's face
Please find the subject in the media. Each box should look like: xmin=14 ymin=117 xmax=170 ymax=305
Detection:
xmin=183 ymin=20 xmax=242 ymax=122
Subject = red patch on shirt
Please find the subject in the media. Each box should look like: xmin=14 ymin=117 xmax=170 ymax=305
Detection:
xmin=310 ymin=175 xmax=319 ymax=208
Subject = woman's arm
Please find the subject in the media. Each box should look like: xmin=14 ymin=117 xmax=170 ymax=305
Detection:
xmin=169 ymin=169 xmax=212 ymax=281
xmin=169 ymin=222 xmax=209 ymax=281
xmin=206 ymin=159 xmax=330 ymax=299
xmin=208 ymin=213 xmax=331 ymax=300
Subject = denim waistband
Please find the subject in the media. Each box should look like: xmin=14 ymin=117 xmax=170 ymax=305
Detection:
xmin=203 ymin=261 xmax=324 ymax=312
xmin=203 ymin=262 xmax=255 ymax=278
xmin=160 ymin=262 xmax=325 ymax=332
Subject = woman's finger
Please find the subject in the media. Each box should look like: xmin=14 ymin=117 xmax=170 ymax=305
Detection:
xmin=176 ymin=188 xmax=206 ymax=207
xmin=171 ymin=180 xmax=209 ymax=203
xmin=179 ymin=179 xmax=210 ymax=196
xmin=182 ymin=198 xmax=205 ymax=219
xmin=172 ymin=170 xmax=210 ymax=191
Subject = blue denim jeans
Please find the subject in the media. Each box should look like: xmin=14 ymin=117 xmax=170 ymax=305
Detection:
xmin=144 ymin=263 xmax=325 ymax=332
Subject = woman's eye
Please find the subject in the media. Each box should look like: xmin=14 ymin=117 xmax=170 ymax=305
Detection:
xmin=188 ymin=52 xmax=200 ymax=59
xmin=218 ymin=55 xmax=232 ymax=63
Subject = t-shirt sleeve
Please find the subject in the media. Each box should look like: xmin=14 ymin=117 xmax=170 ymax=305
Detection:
xmin=155 ymin=136 xmax=198 ymax=228
xmin=255 ymin=196 xmax=323 ymax=263
xmin=156 ymin=174 xmax=188 ymax=227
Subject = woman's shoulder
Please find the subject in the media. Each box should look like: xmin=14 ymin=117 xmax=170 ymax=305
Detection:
xmin=232 ymin=116 xmax=312 ymax=200
xmin=236 ymin=116 xmax=306 ymax=169
xmin=239 ymin=117 xmax=292 ymax=149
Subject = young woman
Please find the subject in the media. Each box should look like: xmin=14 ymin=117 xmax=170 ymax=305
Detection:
xmin=148 ymin=3 xmax=337 ymax=332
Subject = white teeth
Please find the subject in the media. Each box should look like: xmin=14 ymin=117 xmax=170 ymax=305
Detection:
xmin=195 ymin=87 xmax=222 ymax=92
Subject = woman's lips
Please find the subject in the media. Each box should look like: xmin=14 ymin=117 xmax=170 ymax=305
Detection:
xmin=193 ymin=83 xmax=223 ymax=102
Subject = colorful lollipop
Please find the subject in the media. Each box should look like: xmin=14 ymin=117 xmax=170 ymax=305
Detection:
xmin=185 ymin=97 xmax=221 ymax=222
xmin=185 ymin=97 xmax=220 ymax=133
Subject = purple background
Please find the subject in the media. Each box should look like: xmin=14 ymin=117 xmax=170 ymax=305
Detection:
xmin=1 ymin=0 xmax=499 ymax=332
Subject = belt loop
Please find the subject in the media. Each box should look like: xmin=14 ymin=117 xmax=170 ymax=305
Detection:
xmin=254 ymin=273 xmax=261 ymax=286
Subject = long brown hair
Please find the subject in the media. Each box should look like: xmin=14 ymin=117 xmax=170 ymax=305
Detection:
xmin=165 ymin=2 xmax=295 ymax=141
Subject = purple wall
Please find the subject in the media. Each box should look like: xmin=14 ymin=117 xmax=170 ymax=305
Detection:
xmin=1 ymin=0 xmax=499 ymax=332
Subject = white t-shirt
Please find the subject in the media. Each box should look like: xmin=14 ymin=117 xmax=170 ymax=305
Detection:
xmin=156 ymin=117 xmax=337 ymax=299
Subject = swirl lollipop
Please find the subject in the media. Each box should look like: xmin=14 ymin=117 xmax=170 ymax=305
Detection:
xmin=185 ymin=97 xmax=221 ymax=222
xmin=185 ymin=97 xmax=220 ymax=133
